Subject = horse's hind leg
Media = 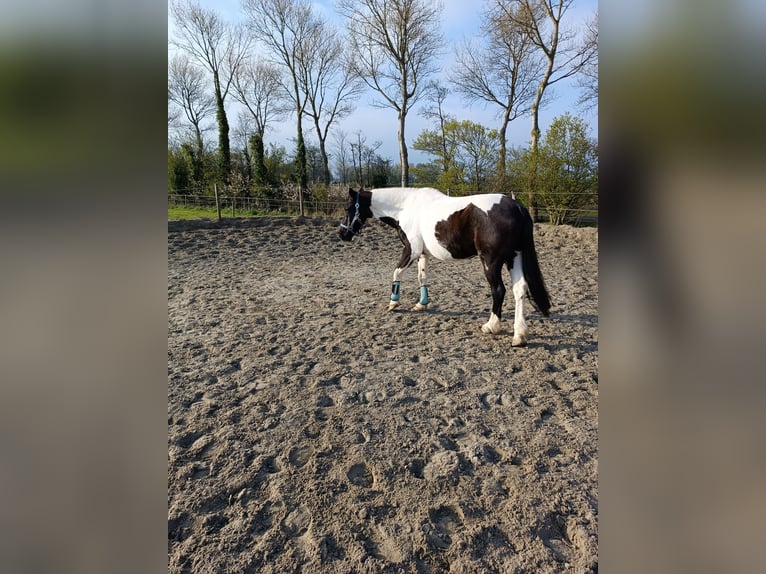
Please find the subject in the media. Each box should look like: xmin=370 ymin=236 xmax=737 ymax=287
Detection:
xmin=509 ymin=252 xmax=528 ymax=347
xmin=481 ymin=260 xmax=505 ymax=335
xmin=412 ymin=254 xmax=429 ymax=311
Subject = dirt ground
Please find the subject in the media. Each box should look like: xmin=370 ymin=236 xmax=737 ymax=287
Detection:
xmin=168 ymin=216 xmax=598 ymax=573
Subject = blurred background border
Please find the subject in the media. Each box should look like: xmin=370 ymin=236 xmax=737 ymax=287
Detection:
xmin=0 ymin=1 xmax=764 ymax=572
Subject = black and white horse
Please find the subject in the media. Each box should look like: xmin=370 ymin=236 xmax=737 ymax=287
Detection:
xmin=338 ymin=187 xmax=551 ymax=346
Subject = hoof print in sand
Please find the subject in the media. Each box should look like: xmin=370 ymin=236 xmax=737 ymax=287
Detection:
xmin=423 ymin=451 xmax=460 ymax=482
xmin=425 ymin=505 xmax=463 ymax=551
xmin=407 ymin=459 xmax=425 ymax=479
xmin=282 ymin=504 xmax=311 ymax=537
xmin=347 ymin=463 xmax=374 ymax=488
xmin=251 ymin=503 xmax=274 ymax=536
xmin=288 ymin=445 xmax=314 ymax=468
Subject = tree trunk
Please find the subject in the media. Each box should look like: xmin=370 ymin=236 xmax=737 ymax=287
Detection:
xmin=528 ymin=29 xmax=556 ymax=221
xmin=528 ymin=88 xmax=543 ymax=222
xmin=249 ymin=132 xmax=268 ymax=191
xmin=295 ymin=114 xmax=307 ymax=216
xmin=439 ymin=112 xmax=449 ymax=175
xmin=242 ymin=142 xmax=252 ymax=194
xmin=319 ymin=136 xmax=331 ymax=186
xmin=213 ymin=72 xmax=230 ymax=186
xmin=498 ymin=110 xmax=510 ymax=196
xmin=192 ymin=126 xmax=205 ymax=189
xmin=398 ymin=110 xmax=409 ymax=187
xmin=356 ymin=142 xmax=363 ymax=185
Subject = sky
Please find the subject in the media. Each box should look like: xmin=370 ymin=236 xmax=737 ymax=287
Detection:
xmin=168 ymin=0 xmax=598 ymax=166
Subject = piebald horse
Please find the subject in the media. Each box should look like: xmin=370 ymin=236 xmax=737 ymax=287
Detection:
xmin=338 ymin=187 xmax=551 ymax=346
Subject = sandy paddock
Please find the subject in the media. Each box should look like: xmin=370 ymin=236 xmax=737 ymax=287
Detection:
xmin=168 ymin=216 xmax=598 ymax=573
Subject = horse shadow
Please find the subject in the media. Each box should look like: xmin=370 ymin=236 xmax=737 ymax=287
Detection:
xmin=416 ymin=308 xmax=485 ymax=319
xmin=533 ymin=312 xmax=598 ymax=352
xmin=400 ymin=308 xmax=596 ymax=325
xmin=390 ymin=308 xmax=597 ymax=352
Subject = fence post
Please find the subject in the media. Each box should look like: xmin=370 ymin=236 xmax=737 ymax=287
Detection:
xmin=214 ymin=184 xmax=221 ymax=222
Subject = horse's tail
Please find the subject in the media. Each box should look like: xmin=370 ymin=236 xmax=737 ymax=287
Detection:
xmin=518 ymin=204 xmax=551 ymax=317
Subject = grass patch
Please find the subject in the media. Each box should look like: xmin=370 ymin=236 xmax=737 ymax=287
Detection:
xmin=168 ymin=205 xmax=302 ymax=220
xmin=168 ymin=205 xmax=221 ymax=220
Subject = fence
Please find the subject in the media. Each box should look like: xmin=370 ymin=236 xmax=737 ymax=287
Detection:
xmin=168 ymin=192 xmax=597 ymax=226
xmin=168 ymin=193 xmax=346 ymax=218
xmin=535 ymin=206 xmax=598 ymax=226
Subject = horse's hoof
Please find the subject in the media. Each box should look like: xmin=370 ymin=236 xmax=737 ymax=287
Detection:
xmin=481 ymin=314 xmax=501 ymax=335
xmin=387 ymin=302 xmax=400 ymax=312
xmin=511 ymin=336 xmax=528 ymax=347
xmin=411 ymin=303 xmax=428 ymax=312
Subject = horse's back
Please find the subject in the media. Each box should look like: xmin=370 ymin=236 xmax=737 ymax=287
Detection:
xmin=426 ymin=194 xmax=526 ymax=260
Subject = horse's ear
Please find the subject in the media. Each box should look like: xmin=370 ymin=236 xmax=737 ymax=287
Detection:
xmin=348 ymin=187 xmax=356 ymax=197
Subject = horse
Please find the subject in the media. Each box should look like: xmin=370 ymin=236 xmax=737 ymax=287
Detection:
xmin=338 ymin=186 xmax=551 ymax=346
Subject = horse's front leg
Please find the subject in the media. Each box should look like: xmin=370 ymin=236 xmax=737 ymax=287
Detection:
xmin=412 ymin=254 xmax=429 ymax=311
xmin=388 ymin=245 xmax=413 ymax=311
xmin=388 ymin=266 xmax=404 ymax=311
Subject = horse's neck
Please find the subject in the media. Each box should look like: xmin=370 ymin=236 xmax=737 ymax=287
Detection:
xmin=369 ymin=188 xmax=406 ymax=220
xmin=370 ymin=187 xmax=440 ymax=220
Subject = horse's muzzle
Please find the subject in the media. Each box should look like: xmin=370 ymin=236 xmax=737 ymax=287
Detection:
xmin=338 ymin=227 xmax=354 ymax=241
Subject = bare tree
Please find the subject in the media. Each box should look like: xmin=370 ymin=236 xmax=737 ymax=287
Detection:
xmin=332 ymin=129 xmax=350 ymax=185
xmin=232 ymin=110 xmax=256 ymax=184
xmin=577 ymin=11 xmax=598 ymax=112
xmin=338 ymin=0 xmax=444 ymax=187
xmin=232 ymin=58 xmax=288 ymax=192
xmin=419 ymin=81 xmax=454 ymax=176
xmin=452 ymin=1 xmax=539 ymax=196
xmin=348 ymin=130 xmax=381 ymax=186
xmin=168 ymin=54 xmax=216 ymax=166
xmin=168 ymin=87 xmax=182 ymax=129
xmin=498 ymin=0 xmax=596 ymax=217
xmin=350 ymin=131 xmax=367 ymax=185
xmin=243 ymin=0 xmax=322 ymax=214
xmin=232 ymin=111 xmax=255 ymax=154
xmin=232 ymin=59 xmax=288 ymax=137
xmin=362 ymin=139 xmax=383 ymax=186
xmin=300 ymin=19 xmax=364 ymax=186
xmin=170 ymin=0 xmax=251 ymax=185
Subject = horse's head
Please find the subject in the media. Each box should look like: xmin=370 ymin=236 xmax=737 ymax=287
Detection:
xmin=338 ymin=187 xmax=372 ymax=241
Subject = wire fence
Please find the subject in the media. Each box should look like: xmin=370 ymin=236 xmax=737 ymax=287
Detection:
xmin=168 ymin=192 xmax=597 ymax=226
xmin=168 ymin=193 xmax=346 ymax=217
